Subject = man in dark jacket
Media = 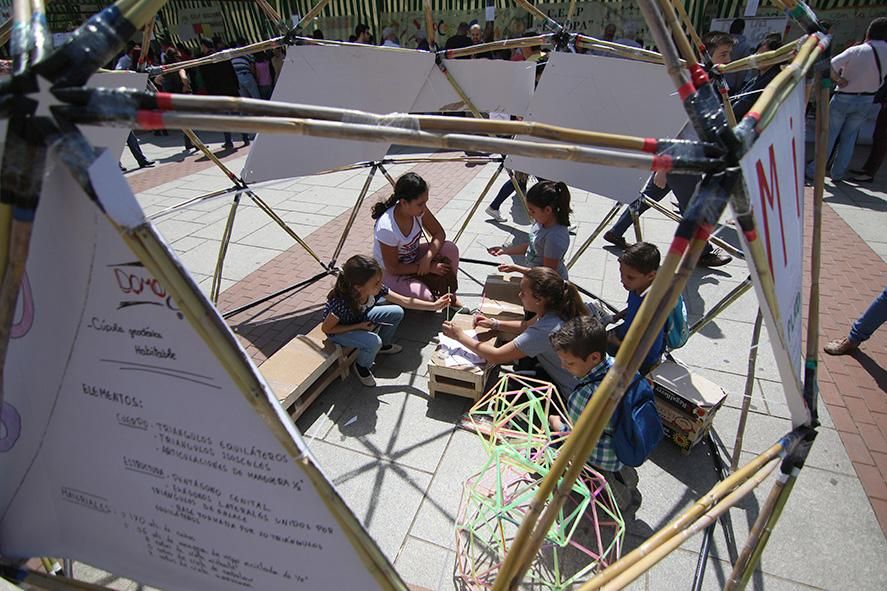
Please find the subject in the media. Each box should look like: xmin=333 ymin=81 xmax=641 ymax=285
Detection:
xmin=196 ymin=38 xmax=251 ymax=149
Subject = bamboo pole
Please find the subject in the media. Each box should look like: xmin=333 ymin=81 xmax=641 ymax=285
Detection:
xmin=655 ymin=0 xmax=699 ymax=67
xmin=731 ymin=309 xmax=764 ymax=471
xmin=329 ymin=166 xmax=377 ymax=267
xmin=512 ymin=0 xmax=563 ymax=32
xmin=296 ymin=0 xmax=334 ymax=30
xmin=744 ymin=35 xmax=821 ymax=132
xmin=635 ymin=0 xmax=693 ymax=98
xmin=377 ymin=163 xmax=396 ymax=187
xmin=453 ymin=161 xmax=504 ymax=244
xmin=594 ymin=457 xmax=780 ymax=590
xmin=253 ymin=0 xmax=289 ymax=35
xmin=669 ymin=0 xmax=704 ymax=58
xmin=574 ymin=35 xmax=667 ymax=64
xmin=137 ymin=18 xmax=155 ymax=72
xmin=584 ymin=441 xmax=785 ymax=589
xmin=10 ymin=0 xmax=32 ymax=75
xmin=28 ymin=0 xmax=52 ymax=65
xmin=63 ymin=87 xmax=716 ymax=157
xmin=0 ymin=17 xmax=12 ymax=47
xmin=247 ymin=188 xmax=327 ymax=268
xmin=210 ymin=192 xmax=242 ymax=304
xmin=505 ymin=168 xmax=531 ymax=217
xmin=687 ymin=277 xmax=753 ymax=337
xmin=423 ymin=0 xmax=435 ymax=49
xmin=149 ymin=36 xmax=285 ymax=76
xmin=716 ymin=40 xmax=797 ymax=74
xmin=566 ymin=0 xmax=578 ymax=23
xmin=439 ymin=34 xmax=551 ymax=59
xmin=111 ymin=111 xmax=709 ymax=173
xmin=566 ymin=202 xmax=622 ymax=270
xmin=147 ymin=186 xmax=238 ymax=220
xmin=803 ymin=69 xmax=828 ymax=421
xmin=640 ymin=196 xmax=745 ymax=259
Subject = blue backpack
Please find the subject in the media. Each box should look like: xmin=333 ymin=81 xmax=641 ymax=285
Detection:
xmin=613 ymin=375 xmax=664 ymax=467
xmin=664 ymin=294 xmax=689 ymax=350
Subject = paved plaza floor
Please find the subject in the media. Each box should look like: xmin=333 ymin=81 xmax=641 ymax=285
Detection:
xmin=73 ymin=131 xmax=887 ymax=590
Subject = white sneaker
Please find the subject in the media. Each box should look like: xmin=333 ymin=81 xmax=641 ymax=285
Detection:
xmin=353 ymin=364 xmax=376 ymax=387
xmin=485 ymin=206 xmax=506 ymax=222
xmin=378 ymin=343 xmax=402 ymax=355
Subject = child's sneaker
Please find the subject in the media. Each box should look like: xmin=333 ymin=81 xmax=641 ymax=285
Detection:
xmin=353 ymin=364 xmax=376 ymax=387
xmin=378 ymin=343 xmax=402 ymax=355
xmin=485 ymin=206 xmax=506 ymax=222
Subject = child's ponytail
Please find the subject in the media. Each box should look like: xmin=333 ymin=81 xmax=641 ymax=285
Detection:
xmin=553 ymin=181 xmax=572 ymax=227
xmin=526 ymin=180 xmax=572 ymax=227
xmin=525 ymin=267 xmax=589 ymax=321
xmin=371 ymin=172 xmax=429 ymax=220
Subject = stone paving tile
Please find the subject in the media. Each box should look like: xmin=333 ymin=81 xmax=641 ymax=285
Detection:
xmin=802 ymin=183 xmax=887 ymax=538
xmin=125 ymin=136 xmax=887 ymax=588
xmin=216 ymin=158 xmax=486 ymax=364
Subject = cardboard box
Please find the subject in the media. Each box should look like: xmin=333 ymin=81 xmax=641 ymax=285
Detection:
xmin=483 ymin=274 xmax=522 ymax=306
xmin=649 ymin=360 xmax=727 ymax=453
xmin=428 ymin=313 xmax=495 ymax=401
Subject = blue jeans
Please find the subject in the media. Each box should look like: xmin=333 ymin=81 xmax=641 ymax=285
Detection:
xmin=807 ymin=93 xmax=875 ymax=181
xmin=328 ymin=304 xmax=404 ymax=368
xmin=609 ymin=174 xmax=713 ymax=256
xmin=237 ymin=74 xmax=261 ymax=99
xmin=490 ymin=176 xmax=527 ymax=210
xmin=849 ymin=286 xmax=887 ymax=344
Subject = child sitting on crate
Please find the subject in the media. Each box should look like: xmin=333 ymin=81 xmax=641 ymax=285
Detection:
xmin=609 ymin=242 xmax=667 ymax=374
xmin=547 ymin=315 xmax=663 ymax=517
xmin=322 ymin=255 xmax=451 ymax=387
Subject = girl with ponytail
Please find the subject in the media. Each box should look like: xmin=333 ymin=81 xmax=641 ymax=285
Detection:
xmin=322 ymin=254 xmax=451 ymax=387
xmin=372 ymin=172 xmax=461 ymax=302
xmin=442 ymin=266 xmax=589 ymax=396
xmin=488 ymin=180 xmax=573 ymax=279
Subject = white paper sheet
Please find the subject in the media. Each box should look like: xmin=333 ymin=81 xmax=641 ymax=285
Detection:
xmin=410 ymin=59 xmax=535 ymax=115
xmin=506 ymin=52 xmax=687 ymax=204
xmin=242 ymin=45 xmax=435 ymax=183
xmin=735 ymin=83 xmax=808 ymax=426
xmin=0 ymin=149 xmax=393 ymax=589
xmin=438 ymin=331 xmax=485 ymax=367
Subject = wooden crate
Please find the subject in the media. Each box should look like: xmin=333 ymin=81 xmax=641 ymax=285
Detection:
xmin=427 ymin=314 xmax=495 ymax=401
xmin=260 ymin=325 xmax=357 ymax=420
xmin=428 ymin=354 xmax=493 ymax=401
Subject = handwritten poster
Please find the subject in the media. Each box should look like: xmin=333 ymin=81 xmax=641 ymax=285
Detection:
xmin=0 ymin=116 xmax=397 ymax=587
xmin=736 ymin=82 xmax=808 ymax=427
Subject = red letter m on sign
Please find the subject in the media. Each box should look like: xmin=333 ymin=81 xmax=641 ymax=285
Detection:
xmin=755 ymin=144 xmax=788 ymax=275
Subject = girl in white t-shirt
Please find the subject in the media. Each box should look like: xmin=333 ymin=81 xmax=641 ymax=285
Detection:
xmin=371 ymin=172 xmax=460 ymax=302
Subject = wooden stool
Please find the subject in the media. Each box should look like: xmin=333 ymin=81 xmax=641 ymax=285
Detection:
xmin=427 ymin=313 xmax=496 ymax=401
xmin=259 ymin=325 xmax=357 ymax=420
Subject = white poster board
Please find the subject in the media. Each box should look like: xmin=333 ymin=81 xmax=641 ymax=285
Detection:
xmin=410 ymin=59 xmax=535 ymax=115
xmin=506 ymin=52 xmax=686 ymax=204
xmin=0 ymin=136 xmax=396 ymax=588
xmin=735 ymin=83 xmax=808 ymax=426
xmin=242 ymin=45 xmax=434 ymax=183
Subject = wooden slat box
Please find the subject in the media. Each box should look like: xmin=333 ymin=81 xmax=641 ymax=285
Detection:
xmin=428 ymin=314 xmax=496 ymax=401
xmin=260 ymin=325 xmax=357 ymax=420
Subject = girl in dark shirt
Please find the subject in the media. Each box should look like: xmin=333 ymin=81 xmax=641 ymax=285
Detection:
xmin=322 ymin=255 xmax=450 ymax=386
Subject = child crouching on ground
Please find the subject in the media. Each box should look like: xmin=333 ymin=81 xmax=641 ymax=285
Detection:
xmin=610 ymin=242 xmax=666 ymax=374
xmin=547 ymin=316 xmax=645 ymax=515
xmin=322 ymin=255 xmax=451 ymax=387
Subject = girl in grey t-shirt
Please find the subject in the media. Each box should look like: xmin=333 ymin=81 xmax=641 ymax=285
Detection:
xmin=441 ymin=266 xmax=589 ymax=396
xmin=487 ymin=181 xmax=572 ymax=279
